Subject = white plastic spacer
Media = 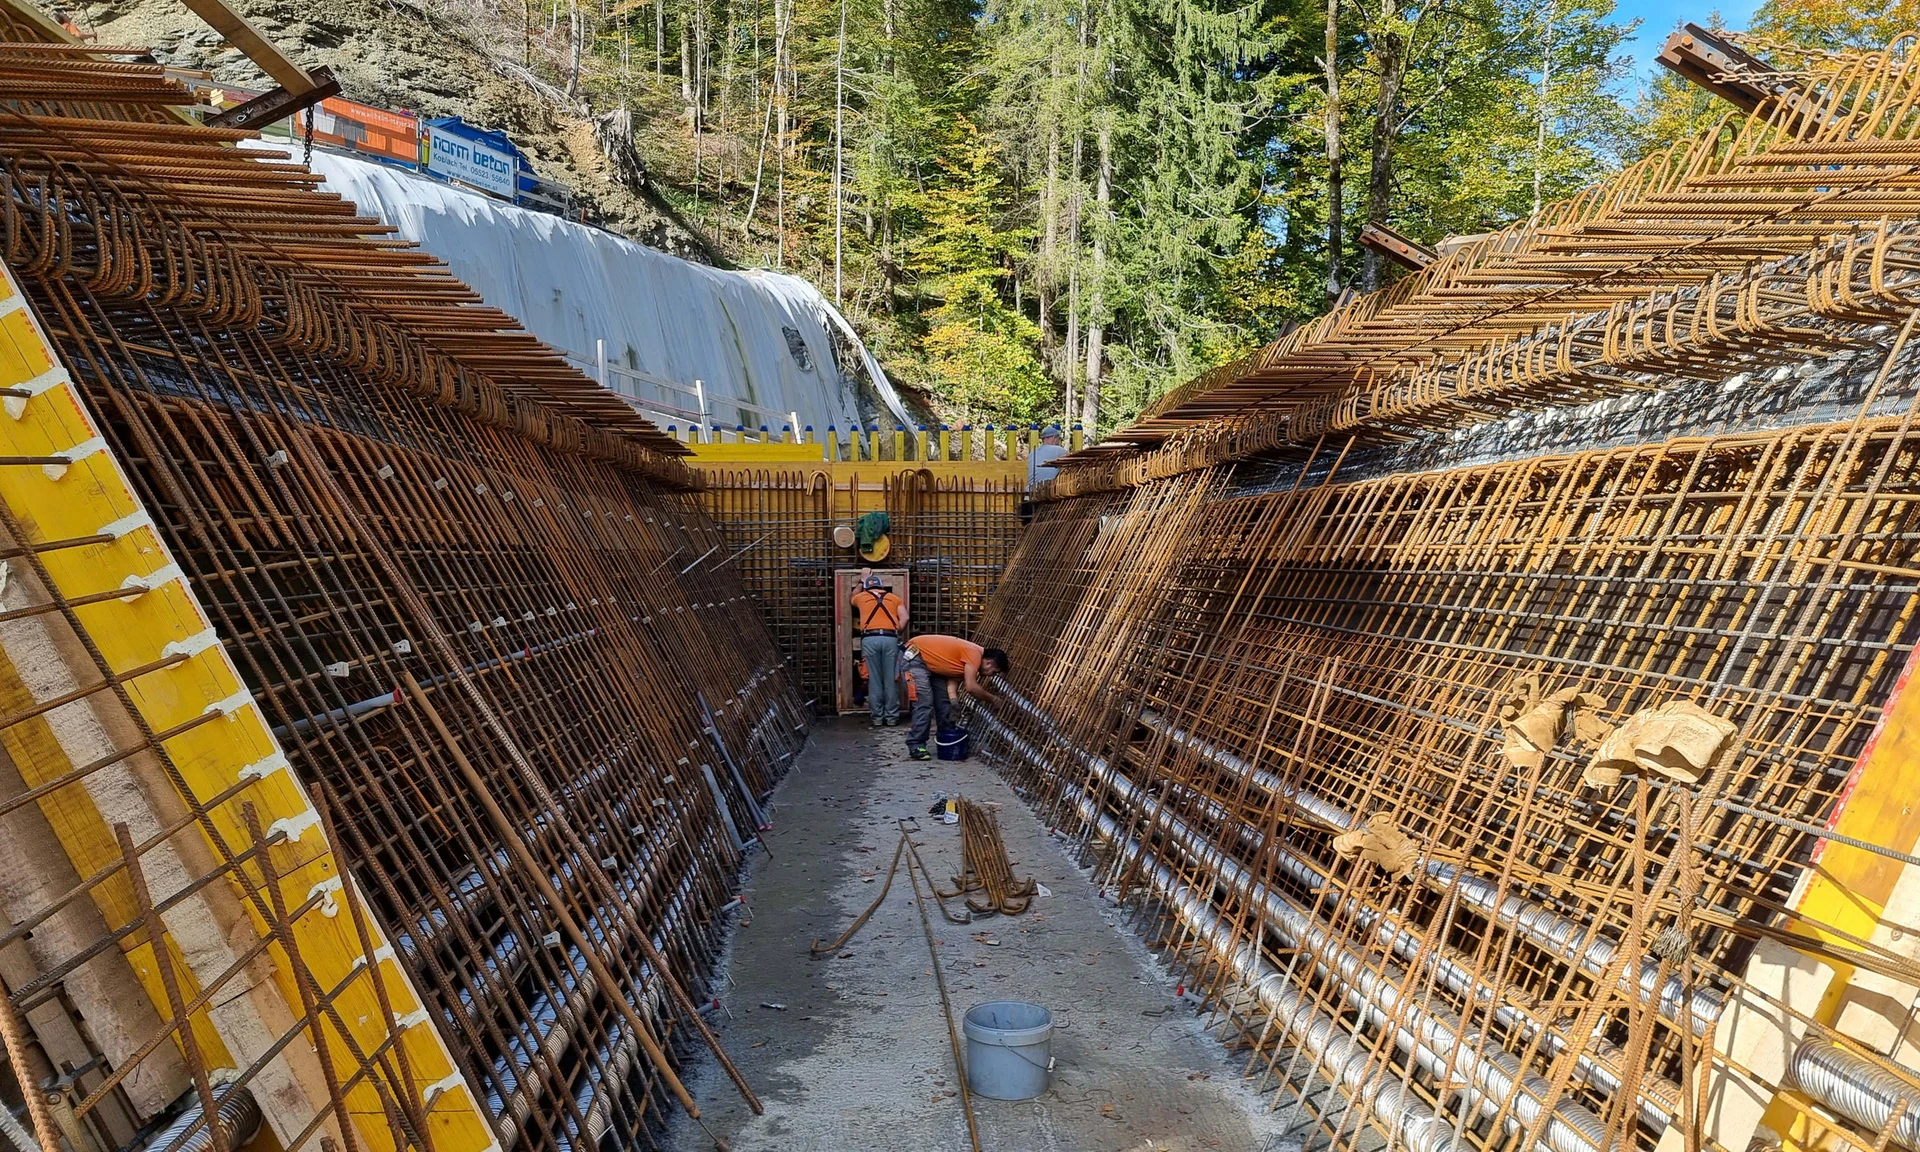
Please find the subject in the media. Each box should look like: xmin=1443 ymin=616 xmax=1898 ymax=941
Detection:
xmin=305 ymin=875 xmax=342 ymax=916
xmin=268 ymin=809 xmax=321 ymax=843
xmin=263 ymin=449 xmax=289 ymax=469
xmin=203 ymin=689 xmax=253 ymax=720
xmin=391 ymin=638 xmax=412 ymax=655
xmin=377 ymin=464 xmax=395 ymax=479
xmin=119 ymin=563 xmax=183 ymax=600
xmin=325 ymin=661 xmax=351 ymax=679
xmin=98 ymin=509 xmax=153 ymax=540
xmin=424 ymin=1072 xmax=466 ymax=1103
xmin=432 ymin=477 xmax=448 ymax=491
xmin=238 ymin=752 xmax=290 ymax=781
xmin=7 ymin=365 xmax=71 ymax=419
xmin=44 ymin=436 xmax=106 ymax=480
xmin=161 ymin=629 xmax=220 ymax=660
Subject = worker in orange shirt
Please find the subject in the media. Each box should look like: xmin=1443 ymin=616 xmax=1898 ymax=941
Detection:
xmin=901 ymin=634 xmax=1007 ymax=760
xmin=851 ymin=573 xmax=907 ymax=727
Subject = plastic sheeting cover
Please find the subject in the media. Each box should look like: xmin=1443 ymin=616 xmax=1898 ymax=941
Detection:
xmin=243 ymin=140 xmax=910 ymax=433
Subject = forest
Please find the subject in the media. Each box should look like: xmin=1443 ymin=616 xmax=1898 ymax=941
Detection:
xmin=430 ymin=0 xmax=1912 ymax=432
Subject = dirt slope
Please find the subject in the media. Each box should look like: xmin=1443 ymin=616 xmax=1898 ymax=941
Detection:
xmin=80 ymin=0 xmax=719 ymax=259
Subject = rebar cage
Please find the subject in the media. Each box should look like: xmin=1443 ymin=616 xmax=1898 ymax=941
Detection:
xmin=975 ymin=31 xmax=1920 ymax=1152
xmin=0 ymin=42 xmax=803 ymax=1152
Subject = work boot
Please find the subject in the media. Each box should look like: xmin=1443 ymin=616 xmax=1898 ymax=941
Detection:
xmin=909 ymin=747 xmax=932 ymax=761
xmin=872 ymin=717 xmax=885 ymax=728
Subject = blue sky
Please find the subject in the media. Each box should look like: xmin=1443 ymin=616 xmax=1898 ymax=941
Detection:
xmin=1608 ymin=0 xmax=1762 ymax=96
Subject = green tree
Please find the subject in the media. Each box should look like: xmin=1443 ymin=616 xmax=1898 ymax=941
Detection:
xmin=905 ymin=120 xmax=1053 ymax=419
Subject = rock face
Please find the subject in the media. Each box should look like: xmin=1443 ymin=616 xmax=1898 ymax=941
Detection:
xmin=79 ymin=0 xmax=716 ymax=259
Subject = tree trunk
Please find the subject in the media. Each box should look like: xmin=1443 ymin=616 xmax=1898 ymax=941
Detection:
xmin=567 ymin=0 xmax=584 ymax=99
xmin=775 ymin=0 xmax=789 ymax=266
xmin=657 ymin=0 xmax=665 ymax=85
xmin=681 ymin=11 xmax=695 ymax=115
xmin=1083 ymin=113 xmax=1109 ymax=437
xmin=1037 ymin=54 xmax=1062 ymax=358
xmin=1324 ymin=0 xmax=1342 ymax=303
xmin=1360 ymin=29 xmax=1405 ymax=293
xmin=1063 ymin=3 xmax=1088 ymax=416
xmin=1533 ymin=0 xmax=1555 ymax=219
xmin=834 ymin=0 xmax=847 ymax=302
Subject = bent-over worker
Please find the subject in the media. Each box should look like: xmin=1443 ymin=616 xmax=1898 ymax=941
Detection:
xmin=902 ymin=634 xmax=1007 ymax=760
xmin=851 ymin=573 xmax=906 ymax=726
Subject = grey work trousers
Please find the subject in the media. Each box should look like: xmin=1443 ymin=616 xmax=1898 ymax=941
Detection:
xmin=903 ymin=655 xmax=954 ymax=749
xmin=861 ymin=634 xmax=901 ymax=721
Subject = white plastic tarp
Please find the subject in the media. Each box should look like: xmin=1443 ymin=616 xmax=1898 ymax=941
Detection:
xmin=243 ymin=140 xmax=909 ymax=434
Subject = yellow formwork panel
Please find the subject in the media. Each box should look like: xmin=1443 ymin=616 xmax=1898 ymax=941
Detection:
xmin=0 ymin=653 xmax=236 ymax=1069
xmin=0 ymin=274 xmax=494 ymax=1152
xmin=1765 ymin=644 xmax=1920 ymax=1151
xmin=692 ymin=457 xmax=1028 ymax=517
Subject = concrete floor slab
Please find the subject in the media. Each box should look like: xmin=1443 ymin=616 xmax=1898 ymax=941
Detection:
xmin=672 ymin=718 xmax=1296 ymax=1152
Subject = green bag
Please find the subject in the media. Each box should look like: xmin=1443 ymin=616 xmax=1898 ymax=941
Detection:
xmin=856 ymin=510 xmax=890 ymax=550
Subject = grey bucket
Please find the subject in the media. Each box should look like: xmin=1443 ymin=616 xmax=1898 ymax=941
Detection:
xmin=963 ymin=1000 xmax=1053 ymax=1100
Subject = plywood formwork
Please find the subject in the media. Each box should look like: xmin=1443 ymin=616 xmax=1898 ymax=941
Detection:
xmin=0 ymin=40 xmax=803 ymax=1152
xmin=975 ymin=31 xmax=1920 ymax=1152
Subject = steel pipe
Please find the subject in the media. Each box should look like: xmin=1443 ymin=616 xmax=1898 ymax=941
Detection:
xmin=981 ymin=696 xmax=1611 ymax=1152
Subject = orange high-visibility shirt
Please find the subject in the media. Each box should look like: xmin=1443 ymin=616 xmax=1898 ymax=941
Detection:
xmin=852 ymin=587 xmax=904 ymax=632
xmin=907 ymin=635 xmax=981 ymax=679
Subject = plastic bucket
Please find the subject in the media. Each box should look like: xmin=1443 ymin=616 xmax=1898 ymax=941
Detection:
xmin=936 ymin=726 xmax=970 ymax=761
xmin=963 ymin=1000 xmax=1052 ymax=1100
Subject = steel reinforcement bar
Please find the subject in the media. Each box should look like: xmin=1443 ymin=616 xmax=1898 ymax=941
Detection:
xmin=971 ymin=371 xmax=1920 ymax=1152
xmin=0 ymin=43 xmax=804 ymax=1152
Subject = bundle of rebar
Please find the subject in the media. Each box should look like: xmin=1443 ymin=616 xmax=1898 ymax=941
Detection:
xmin=0 ymin=41 xmax=803 ymax=1152
xmin=944 ymin=798 xmax=1036 ymax=916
